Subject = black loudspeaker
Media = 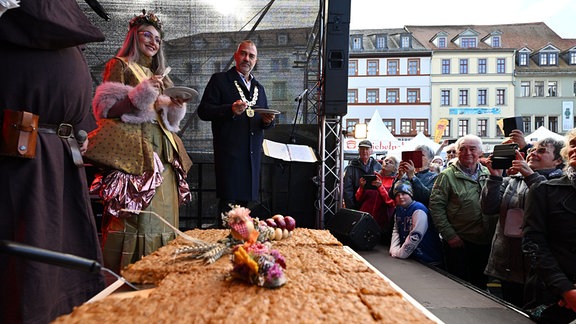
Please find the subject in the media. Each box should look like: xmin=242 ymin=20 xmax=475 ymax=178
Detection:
xmin=326 ymin=208 xmax=381 ymax=250
xmin=322 ymin=0 xmax=350 ymax=116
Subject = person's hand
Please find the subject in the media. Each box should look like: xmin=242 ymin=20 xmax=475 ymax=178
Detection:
xmin=80 ymin=138 xmax=88 ymax=156
xmin=373 ymin=178 xmax=382 ymax=188
xmin=170 ymin=96 xmax=186 ymax=107
xmin=508 ymin=151 xmax=532 ymax=176
xmin=484 ymin=155 xmax=504 ymax=176
xmin=559 ymin=289 xmax=576 ymax=312
xmin=150 ymin=75 xmax=164 ymax=90
xmin=399 ymin=160 xmax=415 ymax=179
xmin=447 ymin=235 xmax=464 ymax=248
xmin=232 ymin=100 xmax=247 ymax=115
xmin=155 ymin=95 xmax=173 ymax=110
xmin=260 ymin=112 xmax=275 ymax=125
xmin=359 ymin=177 xmax=366 ymax=188
xmin=508 ymin=129 xmax=528 ymax=150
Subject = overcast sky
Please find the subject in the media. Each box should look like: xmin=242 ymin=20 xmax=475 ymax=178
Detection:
xmin=350 ymin=0 xmax=576 ymax=39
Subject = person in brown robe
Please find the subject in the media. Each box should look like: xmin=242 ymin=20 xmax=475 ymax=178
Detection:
xmin=0 ymin=1 xmax=106 ymax=322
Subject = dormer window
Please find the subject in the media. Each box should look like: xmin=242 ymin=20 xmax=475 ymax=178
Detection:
xmin=539 ymin=52 xmax=558 ymax=66
xmin=519 ymin=52 xmax=529 ymax=66
xmin=492 ymin=36 xmax=500 ymax=47
xmin=570 ymin=51 xmax=576 ymax=65
xmin=461 ymin=37 xmax=477 ymax=48
xmin=537 ymin=44 xmax=560 ymax=66
xmin=376 ymin=34 xmax=387 ymax=49
xmin=400 ymin=34 xmax=411 ymax=48
xmin=438 ymin=37 xmax=446 ymax=48
xmin=351 ymin=35 xmax=363 ymax=50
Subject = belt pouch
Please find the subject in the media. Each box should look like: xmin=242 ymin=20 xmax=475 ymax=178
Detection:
xmin=0 ymin=110 xmax=39 ymax=159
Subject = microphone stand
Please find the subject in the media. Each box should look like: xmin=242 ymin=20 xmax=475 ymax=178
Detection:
xmin=290 ymin=89 xmax=308 ymax=144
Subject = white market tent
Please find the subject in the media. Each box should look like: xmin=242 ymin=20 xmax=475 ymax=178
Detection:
xmin=525 ymin=126 xmax=565 ymax=142
xmin=343 ymin=110 xmax=403 ymax=153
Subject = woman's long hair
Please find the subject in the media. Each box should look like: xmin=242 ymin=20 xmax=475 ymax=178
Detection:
xmin=115 ymin=24 xmax=172 ymax=87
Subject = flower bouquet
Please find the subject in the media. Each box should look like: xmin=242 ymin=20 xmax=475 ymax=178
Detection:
xmin=230 ymin=241 xmax=286 ymax=288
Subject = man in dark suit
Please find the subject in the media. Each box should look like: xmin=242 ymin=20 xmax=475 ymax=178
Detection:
xmin=198 ymin=40 xmax=275 ymax=226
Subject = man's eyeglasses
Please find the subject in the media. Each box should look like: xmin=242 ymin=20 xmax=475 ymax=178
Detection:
xmin=138 ymin=31 xmax=161 ymax=44
xmin=446 ymin=150 xmax=456 ymax=154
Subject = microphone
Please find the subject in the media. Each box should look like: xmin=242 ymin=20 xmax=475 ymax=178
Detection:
xmin=294 ymin=89 xmax=308 ymax=102
xmin=84 ymin=0 xmax=111 ymax=21
xmin=76 ymin=130 xmax=88 ymax=145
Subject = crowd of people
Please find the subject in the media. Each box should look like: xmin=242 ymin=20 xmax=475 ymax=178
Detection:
xmin=343 ymin=131 xmax=576 ymax=322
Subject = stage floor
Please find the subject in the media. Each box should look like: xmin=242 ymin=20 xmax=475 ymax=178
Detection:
xmin=358 ymin=244 xmax=534 ymax=324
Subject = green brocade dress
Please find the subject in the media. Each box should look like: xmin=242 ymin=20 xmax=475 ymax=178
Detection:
xmin=99 ymin=56 xmax=179 ymax=273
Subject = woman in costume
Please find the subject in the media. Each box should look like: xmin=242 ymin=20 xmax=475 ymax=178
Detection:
xmin=88 ymin=10 xmax=193 ymax=274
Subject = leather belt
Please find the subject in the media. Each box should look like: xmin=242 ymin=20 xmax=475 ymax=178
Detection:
xmin=38 ymin=123 xmax=84 ymax=167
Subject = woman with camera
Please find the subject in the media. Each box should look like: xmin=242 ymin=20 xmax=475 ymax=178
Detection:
xmin=481 ymin=137 xmax=565 ymax=308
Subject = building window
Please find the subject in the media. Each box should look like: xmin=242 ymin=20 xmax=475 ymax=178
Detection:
xmin=386 ymin=89 xmax=399 ymax=103
xmin=367 ymin=60 xmax=379 ymax=76
xmin=534 ymin=81 xmax=544 ymax=97
xmin=519 ymin=53 xmax=529 ymax=66
xmin=277 ymin=34 xmax=288 ymax=45
xmin=443 ymin=120 xmax=451 ymax=137
xmin=346 ymin=119 xmax=359 ymax=135
xmin=401 ymin=35 xmax=411 ymax=48
xmin=366 ymin=89 xmax=379 ymax=103
xmin=522 ymin=116 xmax=532 ymax=134
xmin=477 ymin=119 xmax=488 ymax=137
xmin=347 ymin=89 xmax=357 ymax=103
xmin=478 ymin=59 xmax=487 ymax=74
xmin=458 ymin=119 xmax=469 ymax=137
xmin=387 ymin=59 xmax=399 ymax=75
xmin=376 ymin=35 xmax=387 ymax=49
xmin=383 ymin=119 xmax=395 ymax=134
xmin=348 ymin=60 xmax=358 ymax=76
xmin=407 ymin=89 xmax=420 ymax=103
xmin=352 ymin=36 xmax=362 ymax=50
xmin=492 ymin=36 xmax=501 ymax=47
xmin=539 ymin=53 xmax=558 ymax=66
xmin=548 ymin=81 xmax=558 ymax=97
xmin=535 ymin=116 xmax=545 ymax=129
xmin=272 ymin=81 xmax=287 ymax=100
xmin=477 ymin=89 xmax=487 ymax=105
xmin=521 ymin=81 xmax=531 ymax=97
xmin=441 ymin=90 xmax=451 ymax=106
xmin=415 ymin=120 xmax=428 ymax=134
xmin=459 ymin=59 xmax=468 ymax=74
xmin=438 ymin=37 xmax=446 ymax=48
xmin=549 ymin=116 xmax=558 ymax=132
xmin=461 ymin=37 xmax=477 ymax=48
xmin=496 ymin=89 xmax=506 ymax=105
xmin=570 ymin=52 xmax=576 ymax=65
xmin=441 ymin=59 xmax=451 ymax=74
xmin=408 ymin=59 xmax=419 ymax=75
xmin=497 ymin=58 xmax=506 ymax=73
xmin=459 ymin=89 xmax=469 ymax=106
xmin=271 ymin=58 xmax=288 ymax=72
xmin=400 ymin=120 xmax=412 ymax=135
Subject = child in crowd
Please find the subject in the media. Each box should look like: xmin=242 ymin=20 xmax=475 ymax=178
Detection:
xmin=389 ymin=181 xmax=443 ymax=267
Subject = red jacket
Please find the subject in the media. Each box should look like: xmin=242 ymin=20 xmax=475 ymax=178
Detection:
xmin=355 ymin=173 xmax=396 ymax=231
